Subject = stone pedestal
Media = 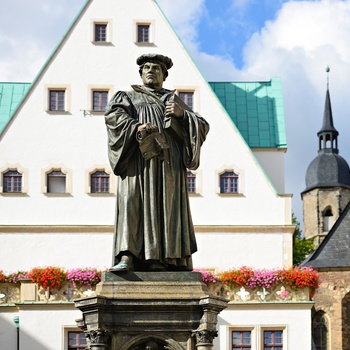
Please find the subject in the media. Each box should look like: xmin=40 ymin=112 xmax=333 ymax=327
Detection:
xmin=75 ymin=272 xmax=228 ymax=350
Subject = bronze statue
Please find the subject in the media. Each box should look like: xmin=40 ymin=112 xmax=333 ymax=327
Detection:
xmin=105 ymin=53 xmax=209 ymax=272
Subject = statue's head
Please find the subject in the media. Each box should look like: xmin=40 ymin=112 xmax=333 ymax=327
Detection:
xmin=137 ymin=53 xmax=173 ymax=89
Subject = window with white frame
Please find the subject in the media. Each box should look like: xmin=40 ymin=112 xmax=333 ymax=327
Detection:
xmin=263 ymin=330 xmax=283 ymax=350
xmin=179 ymin=91 xmax=194 ymax=110
xmin=68 ymin=331 xmax=87 ymax=350
xmin=47 ymin=170 xmax=66 ymax=193
xmin=3 ymin=170 xmax=22 ymax=193
xmin=92 ymin=90 xmax=109 ymax=112
xmin=220 ymin=171 xmax=239 ymax=194
xmin=232 ymin=330 xmax=251 ymax=349
xmin=49 ymin=90 xmax=65 ymax=111
xmin=91 ymin=170 xmax=110 ymax=193
xmin=94 ymin=23 xmax=107 ymax=42
xmin=137 ymin=24 xmax=150 ymax=43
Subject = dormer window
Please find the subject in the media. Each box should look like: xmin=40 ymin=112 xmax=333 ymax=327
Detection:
xmin=47 ymin=170 xmax=66 ymax=193
xmin=92 ymin=91 xmax=108 ymax=112
xmin=95 ymin=24 xmax=107 ymax=42
xmin=91 ymin=171 xmax=110 ymax=193
xmin=179 ymin=91 xmax=194 ymax=110
xmin=3 ymin=170 xmax=22 ymax=193
xmin=187 ymin=171 xmax=196 ymax=194
xmin=137 ymin=24 xmax=150 ymax=43
xmin=49 ymin=90 xmax=65 ymax=111
xmin=220 ymin=171 xmax=239 ymax=194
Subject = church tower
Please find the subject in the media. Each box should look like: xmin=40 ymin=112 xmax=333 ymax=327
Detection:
xmin=302 ymin=69 xmax=350 ymax=245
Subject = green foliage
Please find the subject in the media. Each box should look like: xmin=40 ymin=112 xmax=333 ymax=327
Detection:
xmin=292 ymin=213 xmax=315 ymax=265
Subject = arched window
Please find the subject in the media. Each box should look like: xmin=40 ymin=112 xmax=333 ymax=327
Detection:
xmin=91 ymin=171 xmax=110 ymax=193
xmin=220 ymin=171 xmax=238 ymax=194
xmin=47 ymin=170 xmax=66 ymax=193
xmin=312 ymin=311 xmax=328 ymax=350
xmin=323 ymin=208 xmax=334 ymax=232
xmin=3 ymin=170 xmax=22 ymax=193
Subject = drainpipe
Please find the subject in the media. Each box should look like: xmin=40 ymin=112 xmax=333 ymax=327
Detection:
xmin=13 ymin=316 xmax=19 ymax=350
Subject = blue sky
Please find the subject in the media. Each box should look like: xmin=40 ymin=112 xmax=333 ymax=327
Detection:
xmin=195 ymin=0 xmax=286 ymax=68
xmin=2 ymin=0 xmax=350 ymax=229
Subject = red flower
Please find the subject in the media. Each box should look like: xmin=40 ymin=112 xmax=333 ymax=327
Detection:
xmin=28 ymin=266 xmax=66 ymax=290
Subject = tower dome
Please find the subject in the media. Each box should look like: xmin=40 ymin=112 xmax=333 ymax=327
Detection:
xmin=304 ymin=85 xmax=350 ymax=192
xmin=305 ymin=151 xmax=350 ymax=191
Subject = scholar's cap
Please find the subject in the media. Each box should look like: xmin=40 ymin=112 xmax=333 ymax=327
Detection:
xmin=136 ymin=53 xmax=173 ymax=70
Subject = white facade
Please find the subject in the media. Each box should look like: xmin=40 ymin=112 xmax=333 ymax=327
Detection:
xmin=0 ymin=0 xmax=309 ymax=349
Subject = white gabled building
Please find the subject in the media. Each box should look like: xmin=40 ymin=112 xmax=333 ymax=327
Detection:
xmin=0 ymin=1 xmax=312 ymax=349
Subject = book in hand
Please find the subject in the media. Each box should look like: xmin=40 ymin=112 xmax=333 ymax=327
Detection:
xmin=137 ymin=128 xmax=169 ymax=160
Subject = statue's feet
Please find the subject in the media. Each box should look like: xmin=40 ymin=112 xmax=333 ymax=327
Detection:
xmin=109 ymin=256 xmax=133 ymax=272
xmin=147 ymin=261 xmax=167 ymax=272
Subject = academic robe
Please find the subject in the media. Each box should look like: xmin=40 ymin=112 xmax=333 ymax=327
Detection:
xmin=105 ymin=85 xmax=209 ymax=269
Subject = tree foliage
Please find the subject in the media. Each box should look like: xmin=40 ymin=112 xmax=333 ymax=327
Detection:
xmin=292 ymin=213 xmax=315 ymax=265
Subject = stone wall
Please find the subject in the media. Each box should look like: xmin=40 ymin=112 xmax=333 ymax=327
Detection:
xmin=313 ymin=270 xmax=350 ymax=350
xmin=302 ymin=187 xmax=350 ymax=243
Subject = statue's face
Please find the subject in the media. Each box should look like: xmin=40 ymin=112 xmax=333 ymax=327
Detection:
xmin=141 ymin=62 xmax=164 ymax=89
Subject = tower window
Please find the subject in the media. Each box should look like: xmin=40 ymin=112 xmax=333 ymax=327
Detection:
xmin=323 ymin=208 xmax=334 ymax=232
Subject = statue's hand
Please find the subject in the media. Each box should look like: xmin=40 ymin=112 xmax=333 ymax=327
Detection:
xmin=164 ymin=101 xmax=184 ymax=119
xmin=137 ymin=123 xmax=158 ymax=133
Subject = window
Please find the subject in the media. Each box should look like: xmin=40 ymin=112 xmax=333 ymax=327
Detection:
xmin=264 ymin=330 xmax=283 ymax=350
xmin=68 ymin=331 xmax=87 ymax=350
xmin=47 ymin=170 xmax=66 ymax=193
xmin=187 ymin=171 xmax=196 ymax=194
xmin=323 ymin=208 xmax=334 ymax=232
xmin=179 ymin=91 xmax=194 ymax=110
xmin=220 ymin=171 xmax=238 ymax=194
xmin=232 ymin=331 xmax=251 ymax=349
xmin=91 ymin=171 xmax=110 ymax=193
xmin=3 ymin=170 xmax=22 ymax=193
xmin=92 ymin=91 xmax=108 ymax=111
xmin=312 ymin=311 xmax=328 ymax=350
xmin=49 ymin=90 xmax=65 ymax=111
xmin=137 ymin=24 xmax=150 ymax=43
xmin=94 ymin=24 xmax=107 ymax=42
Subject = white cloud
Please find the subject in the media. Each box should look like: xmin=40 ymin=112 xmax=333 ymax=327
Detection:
xmin=0 ymin=0 xmax=86 ymax=82
xmin=162 ymin=0 xmax=350 ymax=223
xmin=237 ymin=0 xmax=350 ymax=223
xmin=157 ymin=0 xmax=205 ymax=46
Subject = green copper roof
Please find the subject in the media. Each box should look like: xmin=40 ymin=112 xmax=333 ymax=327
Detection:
xmin=209 ymin=77 xmax=287 ymax=148
xmin=0 ymin=83 xmax=31 ymax=133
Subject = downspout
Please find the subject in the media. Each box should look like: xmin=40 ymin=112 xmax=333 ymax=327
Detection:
xmin=13 ymin=316 xmax=19 ymax=350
